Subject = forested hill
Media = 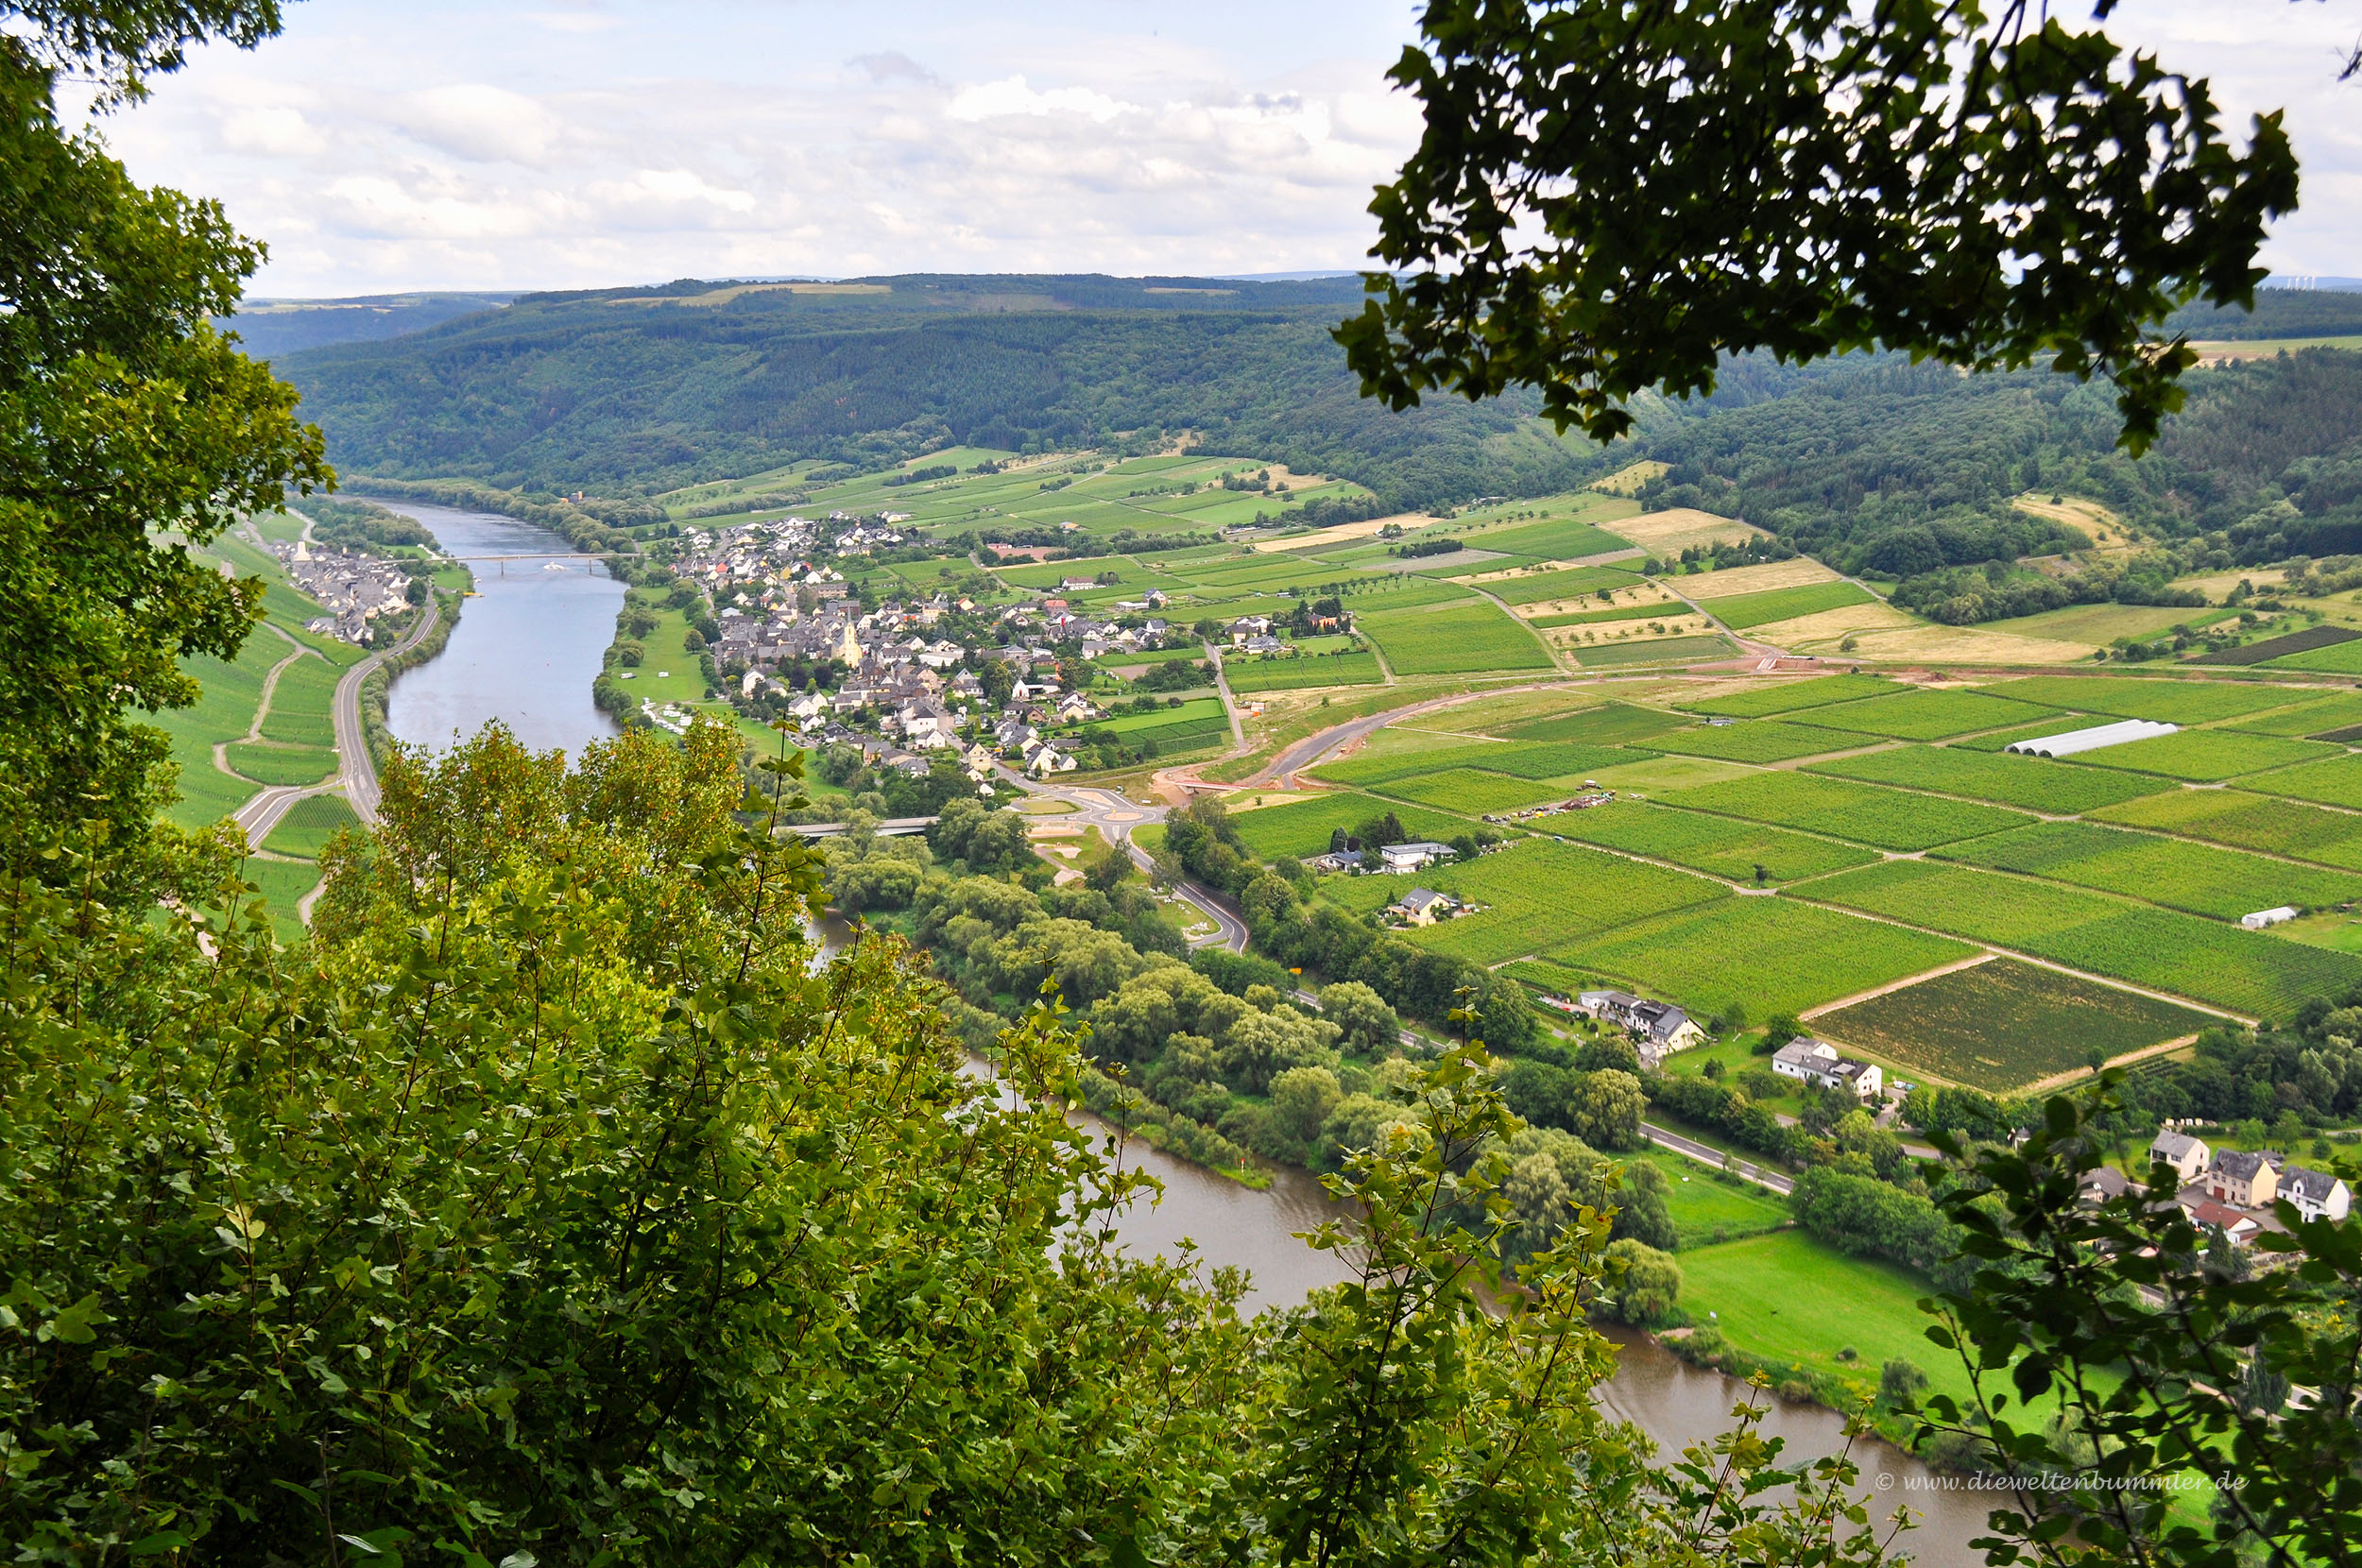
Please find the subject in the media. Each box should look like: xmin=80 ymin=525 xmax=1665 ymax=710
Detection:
xmin=273 ymin=273 xmax=1600 ymax=508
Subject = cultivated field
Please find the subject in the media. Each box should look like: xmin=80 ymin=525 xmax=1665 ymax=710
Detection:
xmin=1705 ymin=581 xmax=1881 ymax=630
xmin=1549 ymin=800 xmax=1880 ymax=882
xmin=1358 ymin=600 xmax=1554 ymax=674
xmin=1804 ymin=859 xmax=2362 ymax=1018
xmin=1316 ymin=739 xmax=1634 ymax=787
xmin=1804 ymin=744 xmax=2172 ymax=813
xmin=1376 ymin=768 xmax=1579 ymax=816
xmin=1938 ymin=820 xmax=2362 ymax=920
xmin=1744 ymin=602 xmax=1928 ymax=649
xmin=1815 ymin=958 xmax=2218 ymax=1092
xmin=1797 ymin=686 xmax=2063 ymax=741
xmin=1568 ymin=634 xmax=1737 ymax=667
xmin=1391 ymin=839 xmax=1732 ymax=966
xmin=1607 ymin=507 xmax=1767 ymax=555
xmin=1483 ymin=565 xmax=1652 ymax=606
xmin=1221 ymin=649 xmax=1385 ymax=692
xmin=1549 ymin=896 xmax=1975 ymax=1019
xmin=1990 ymin=675 xmax=2316 ymax=725
xmin=2091 ymin=788 xmax=2362 ymax=872
xmin=2231 ymin=691 xmax=2362 ymax=736
xmin=1686 ymin=674 xmax=1899 ymax=718
xmin=1227 ymin=792 xmax=1475 ymax=861
xmin=2069 ymin=728 xmax=2341 ymax=782
xmin=1679 ymin=558 xmax=1845 ymax=599
xmin=1498 ymin=702 xmax=1695 ymax=745
xmin=1666 ymin=771 xmax=2031 ymax=851
xmin=262 ymin=793 xmax=361 ymax=860
xmin=1647 ymin=722 xmax=1868 ymax=764
xmin=2243 ymin=753 xmax=2362 ymax=810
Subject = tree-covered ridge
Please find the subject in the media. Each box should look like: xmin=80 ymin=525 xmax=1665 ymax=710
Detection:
xmin=1635 ymin=347 xmax=2362 ymax=579
xmin=273 ymin=279 xmax=1600 ymax=507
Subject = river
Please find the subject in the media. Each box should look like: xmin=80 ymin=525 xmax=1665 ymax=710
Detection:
xmin=378 ymin=503 xmax=625 ymax=756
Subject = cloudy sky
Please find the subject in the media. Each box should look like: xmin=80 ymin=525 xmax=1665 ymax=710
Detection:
xmin=82 ymin=0 xmax=2362 ymax=298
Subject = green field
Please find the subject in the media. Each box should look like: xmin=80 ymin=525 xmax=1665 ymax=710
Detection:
xmin=1483 ymin=566 xmax=1648 ymax=605
xmin=1375 ymin=768 xmax=1579 ymax=816
xmin=1951 ymin=716 xmax=2105 ymax=753
xmin=1704 ymin=581 xmax=1879 ymax=630
xmin=1804 ymin=859 xmax=2362 ymax=1019
xmin=2069 ymin=727 xmax=2342 ymax=782
xmin=1389 ymin=839 xmax=1731 ymax=966
xmin=2266 ymin=639 xmax=2362 ymax=674
xmin=226 ymin=742 xmax=339 ymax=787
xmin=1316 ymin=740 xmax=1636 ymax=788
xmin=1457 ymin=515 xmax=1635 ymax=560
xmin=1816 ymin=958 xmax=2217 ymax=1092
xmin=1798 ymin=687 xmax=2062 ymax=741
xmin=1497 ymin=702 xmax=1696 ymax=746
xmin=1686 ymin=674 xmax=1900 ymax=718
xmin=1937 ymin=820 xmax=2362 ymax=921
xmin=1221 ymin=650 xmax=1385 ymax=692
xmin=1989 ymin=675 xmax=2316 ymax=724
xmin=1548 ymin=801 xmax=1880 ymax=883
xmin=2090 ymin=787 xmax=2362 ymax=872
xmin=1359 ymin=600 xmax=1554 ymax=674
xmin=1665 ymin=771 xmax=2031 ymax=851
xmin=1646 ymin=721 xmax=1865 ymax=764
xmin=226 ymin=857 xmax=324 ymax=944
xmin=2242 ymin=752 xmax=2362 ymax=810
xmin=261 ymin=793 xmax=362 ymax=860
xmin=152 ymin=641 xmax=280 ymax=827
xmin=255 ymin=654 xmax=339 ymax=746
xmin=2229 ymin=691 xmax=2362 ymax=737
xmin=1549 ymin=896 xmax=1975 ymax=1018
xmin=1677 ymin=1232 xmax=1976 ymax=1411
xmin=1075 ymin=696 xmax=1226 ymax=737
xmin=1804 ymin=744 xmax=2170 ymax=813
xmin=1627 ymin=1151 xmax=1791 ymax=1249
xmin=1228 ymin=793 xmax=1478 ymax=861
xmin=1528 ymin=602 xmax=1669 ymax=628
xmin=1568 ymin=634 xmax=1737 ymax=668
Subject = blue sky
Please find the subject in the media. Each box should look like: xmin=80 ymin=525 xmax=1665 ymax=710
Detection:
xmin=87 ymin=0 xmax=2362 ymax=296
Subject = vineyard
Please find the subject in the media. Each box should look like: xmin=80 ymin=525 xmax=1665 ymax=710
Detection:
xmin=1937 ymin=820 xmax=2362 ymax=921
xmin=1393 ymin=840 xmax=1730 ymax=966
xmin=1666 ymin=771 xmax=2031 ymax=851
xmin=1547 ymin=896 xmax=1975 ymax=1019
xmin=2091 ymin=788 xmax=2362 ymax=871
xmin=2071 ymin=727 xmax=2341 ymax=782
xmin=1357 ymin=600 xmax=1554 ymax=674
xmin=1796 ymin=686 xmax=2063 ymax=741
xmin=1647 ymin=722 xmax=1868 ymax=763
xmin=1686 ymin=673 xmax=1899 ymax=718
xmin=1805 ymin=744 xmax=2169 ymax=813
xmin=1816 ymin=959 xmax=2214 ymax=1092
xmin=1990 ymin=675 xmax=2313 ymax=724
xmin=1549 ymin=801 xmax=1879 ymax=882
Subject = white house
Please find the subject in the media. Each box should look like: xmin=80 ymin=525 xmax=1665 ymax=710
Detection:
xmin=2148 ymin=1129 xmax=2213 ymax=1183
xmin=1770 ymin=1036 xmax=1884 ymax=1100
xmin=2243 ymin=906 xmax=2300 ymax=930
xmin=2280 ymin=1166 xmax=2352 ymax=1221
xmin=1577 ymin=990 xmax=1706 ymax=1058
xmin=1378 ymin=841 xmax=1454 ymax=874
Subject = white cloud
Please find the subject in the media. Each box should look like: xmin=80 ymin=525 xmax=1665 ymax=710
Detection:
xmin=80 ymin=0 xmax=2361 ymax=296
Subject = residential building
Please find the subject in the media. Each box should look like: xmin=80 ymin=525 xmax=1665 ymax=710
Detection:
xmin=1576 ymin=990 xmax=1706 ymax=1058
xmin=2280 ymin=1166 xmax=2351 ymax=1221
xmin=2204 ymin=1149 xmax=2282 ymax=1208
xmin=2181 ymin=1198 xmax=2263 ymax=1247
xmin=1389 ymin=887 xmax=1457 ymax=926
xmin=2148 ymin=1129 xmax=2212 ymax=1183
xmin=1769 ymin=1037 xmax=1884 ymax=1100
xmin=1378 ymin=841 xmax=1454 ymax=874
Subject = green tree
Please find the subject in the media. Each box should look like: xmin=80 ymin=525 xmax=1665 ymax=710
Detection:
xmin=1603 ymin=1237 xmax=1683 ymax=1326
xmin=0 ymin=0 xmax=330 ymax=878
xmin=1317 ymin=979 xmax=1403 ymax=1052
xmin=1342 ymin=0 xmax=2299 ymax=452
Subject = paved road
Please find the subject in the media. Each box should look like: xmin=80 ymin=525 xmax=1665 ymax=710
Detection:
xmin=1002 ymin=772 xmax=1248 ymax=950
xmin=1640 ymin=1121 xmax=1794 ymax=1195
xmin=336 ymin=599 xmax=441 ymax=825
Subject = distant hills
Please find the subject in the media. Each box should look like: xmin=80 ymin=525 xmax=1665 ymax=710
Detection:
xmin=265 ymin=273 xmax=1599 ymax=509
xmin=218 ymin=292 xmax=521 ymax=360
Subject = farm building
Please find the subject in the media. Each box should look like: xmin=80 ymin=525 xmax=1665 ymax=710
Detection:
xmin=1770 ymin=1036 xmax=1884 ymax=1100
xmin=2242 ymin=906 xmax=2300 ymax=930
xmin=2002 ymin=719 xmax=2177 ymax=758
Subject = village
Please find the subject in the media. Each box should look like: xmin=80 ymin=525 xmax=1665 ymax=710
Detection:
xmin=659 ymin=511 xmax=1236 ymax=782
xmin=266 ymin=537 xmax=421 ymax=644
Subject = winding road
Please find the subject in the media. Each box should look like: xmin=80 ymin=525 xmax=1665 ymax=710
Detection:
xmin=231 ymin=598 xmax=440 ymax=844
